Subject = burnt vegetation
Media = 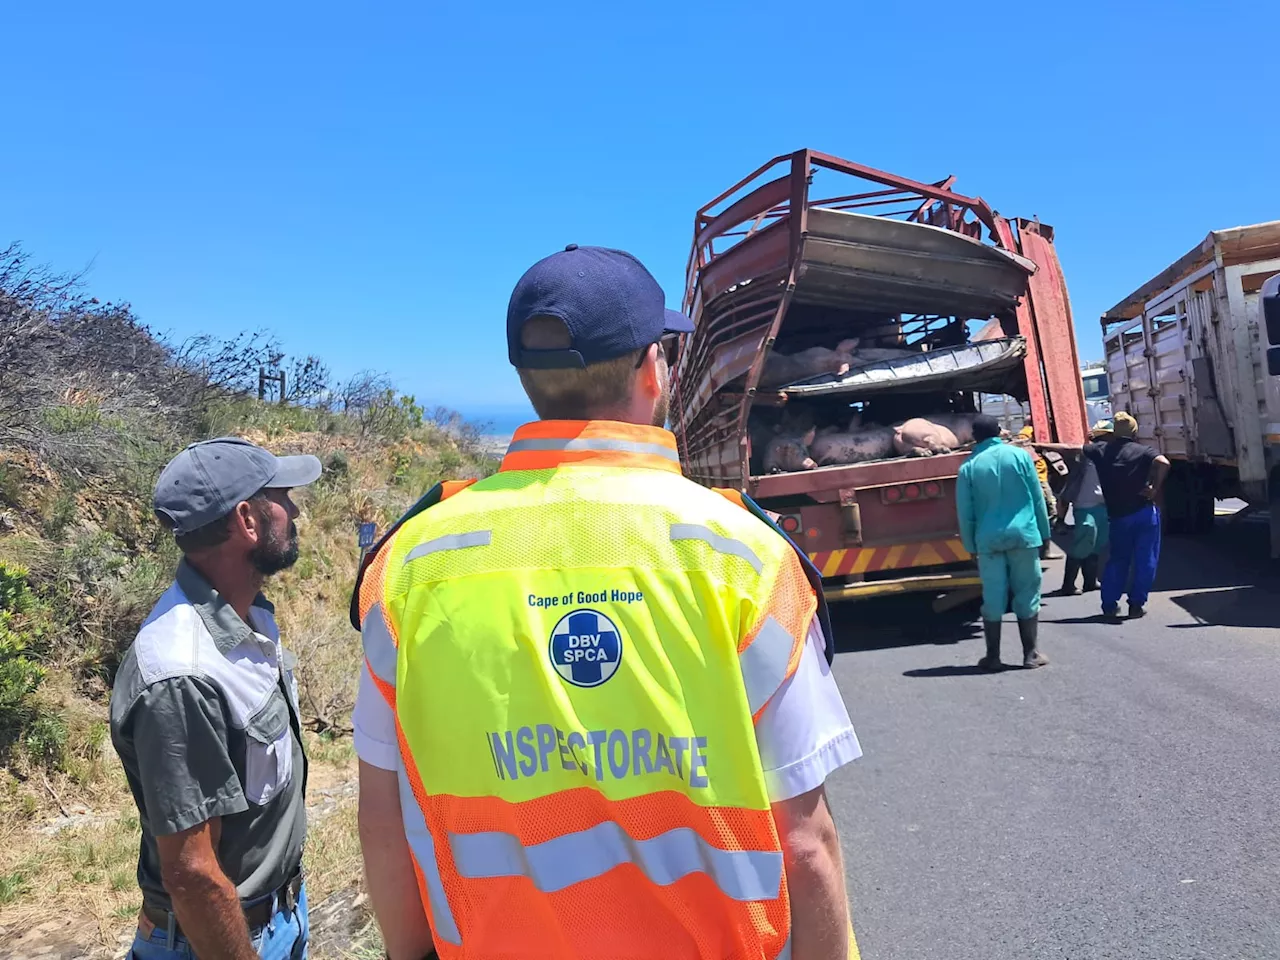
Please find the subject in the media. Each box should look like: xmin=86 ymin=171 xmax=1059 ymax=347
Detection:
xmin=0 ymin=241 xmax=494 ymax=789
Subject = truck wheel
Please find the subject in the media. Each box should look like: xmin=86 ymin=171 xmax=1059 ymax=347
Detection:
xmin=1162 ymin=466 xmax=1191 ymax=535
xmin=1190 ymin=490 xmax=1215 ymax=535
xmin=1185 ymin=465 xmax=1215 ymax=536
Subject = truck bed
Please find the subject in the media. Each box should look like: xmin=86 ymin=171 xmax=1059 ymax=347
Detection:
xmin=675 ymin=149 xmax=1088 ymax=597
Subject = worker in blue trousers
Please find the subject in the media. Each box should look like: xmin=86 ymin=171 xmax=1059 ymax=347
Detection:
xmin=1037 ymin=411 xmax=1170 ymax=619
xmin=957 ymin=414 xmax=1051 ymax=671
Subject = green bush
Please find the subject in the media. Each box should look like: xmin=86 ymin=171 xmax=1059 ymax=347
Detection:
xmin=42 ymin=491 xmax=77 ymax=540
xmin=23 ymin=712 xmax=68 ymax=768
xmin=41 ymin=404 xmax=102 ymax=434
xmin=0 ymin=462 xmax=23 ymax=507
xmin=0 ymin=562 xmax=50 ymax=762
xmin=0 ymin=562 xmax=36 ymax=616
xmin=324 ymin=449 xmax=350 ymax=481
xmin=360 ymin=391 xmax=424 ymax=440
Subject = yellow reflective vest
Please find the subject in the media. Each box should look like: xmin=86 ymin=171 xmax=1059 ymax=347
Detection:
xmin=353 ymin=420 xmax=827 ymax=959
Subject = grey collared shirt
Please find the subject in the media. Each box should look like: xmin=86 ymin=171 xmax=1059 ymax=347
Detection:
xmin=109 ymin=561 xmax=307 ymax=912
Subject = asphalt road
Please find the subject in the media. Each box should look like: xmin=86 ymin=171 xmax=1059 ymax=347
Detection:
xmin=825 ymin=512 xmax=1280 ymax=960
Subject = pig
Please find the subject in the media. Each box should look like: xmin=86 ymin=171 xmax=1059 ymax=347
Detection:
xmin=749 ymin=406 xmax=820 ymax=473
xmin=760 ymin=339 xmax=861 ymax=388
xmin=891 ymin=412 xmax=979 ymax=457
xmin=762 ymin=426 xmax=817 ymax=473
xmin=810 ymin=422 xmax=897 ymax=466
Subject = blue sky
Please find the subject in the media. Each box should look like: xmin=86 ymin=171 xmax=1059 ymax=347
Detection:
xmin=4 ymin=1 xmax=1278 ymax=426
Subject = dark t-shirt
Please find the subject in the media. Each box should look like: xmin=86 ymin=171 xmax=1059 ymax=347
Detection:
xmin=1082 ymin=438 xmax=1159 ymax=519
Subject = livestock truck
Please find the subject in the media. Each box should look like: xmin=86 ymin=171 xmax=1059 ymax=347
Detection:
xmin=1100 ymin=220 xmax=1280 ymax=554
xmin=671 ymin=149 xmax=1088 ymax=604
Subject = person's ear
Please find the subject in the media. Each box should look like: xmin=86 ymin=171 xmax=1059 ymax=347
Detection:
xmin=637 ymin=343 xmax=661 ymax=399
xmin=230 ymin=500 xmax=262 ymax=547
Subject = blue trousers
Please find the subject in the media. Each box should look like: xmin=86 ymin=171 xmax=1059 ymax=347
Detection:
xmin=129 ymin=883 xmax=308 ymax=959
xmin=978 ymin=546 xmax=1042 ymax=621
xmin=1101 ymin=503 xmax=1161 ymax=610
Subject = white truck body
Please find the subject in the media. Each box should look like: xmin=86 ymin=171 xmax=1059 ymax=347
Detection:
xmin=1100 ymin=221 xmax=1280 ymax=550
xmin=978 ymin=366 xmax=1111 ymax=434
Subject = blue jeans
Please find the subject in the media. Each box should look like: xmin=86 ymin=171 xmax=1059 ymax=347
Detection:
xmin=129 ymin=882 xmax=308 ymax=959
xmin=1101 ymin=503 xmax=1161 ymax=610
xmin=977 ymin=546 xmax=1042 ymax=621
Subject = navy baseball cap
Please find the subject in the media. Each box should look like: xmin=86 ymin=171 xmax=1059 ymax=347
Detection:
xmin=154 ymin=437 xmax=322 ymax=536
xmin=507 ymin=244 xmax=694 ymax=369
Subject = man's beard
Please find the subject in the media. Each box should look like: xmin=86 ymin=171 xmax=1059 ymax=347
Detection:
xmin=251 ymin=519 xmax=300 ymax=576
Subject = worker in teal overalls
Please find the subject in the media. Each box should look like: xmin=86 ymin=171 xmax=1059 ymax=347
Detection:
xmin=956 ymin=414 xmax=1051 ymax=670
xmin=1054 ymin=419 xmax=1114 ymax=595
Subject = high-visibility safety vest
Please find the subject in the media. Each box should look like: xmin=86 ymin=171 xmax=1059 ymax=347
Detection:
xmin=353 ymin=420 xmax=830 ymax=960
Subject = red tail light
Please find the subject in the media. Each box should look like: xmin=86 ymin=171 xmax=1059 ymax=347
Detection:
xmin=881 ymin=481 xmax=945 ymax=505
xmin=779 ymin=514 xmax=801 ymax=533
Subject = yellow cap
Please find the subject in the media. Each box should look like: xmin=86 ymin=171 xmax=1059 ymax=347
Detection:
xmin=1112 ymin=411 xmax=1137 ymax=438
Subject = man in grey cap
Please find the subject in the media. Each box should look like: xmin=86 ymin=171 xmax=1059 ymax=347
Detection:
xmin=110 ymin=437 xmax=321 ymax=960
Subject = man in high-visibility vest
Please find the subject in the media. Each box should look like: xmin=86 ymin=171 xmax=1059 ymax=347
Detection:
xmin=350 ymin=245 xmax=861 ymax=960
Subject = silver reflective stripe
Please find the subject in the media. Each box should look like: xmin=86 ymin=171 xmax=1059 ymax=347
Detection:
xmin=776 ymin=935 xmax=792 ymax=960
xmin=506 ymin=436 xmax=680 ymax=461
xmin=669 ymin=523 xmax=763 ymax=575
xmin=739 ymin=616 xmax=794 ymax=715
xmin=449 ymin=821 xmax=782 ymax=902
xmin=398 ymin=766 xmax=462 ymax=945
xmin=403 ymin=530 xmax=492 ymax=565
xmin=361 ymin=603 xmax=398 ymax=688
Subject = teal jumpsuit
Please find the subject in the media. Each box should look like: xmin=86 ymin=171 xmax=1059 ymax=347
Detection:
xmin=956 ymin=437 xmax=1051 ymax=621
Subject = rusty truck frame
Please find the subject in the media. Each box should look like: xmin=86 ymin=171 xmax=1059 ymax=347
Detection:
xmin=672 ymin=149 xmax=1088 ymax=603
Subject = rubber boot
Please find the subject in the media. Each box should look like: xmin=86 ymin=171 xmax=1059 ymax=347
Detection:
xmin=1019 ymin=616 xmax=1048 ymax=668
xmin=1056 ymin=558 xmax=1082 ymax=596
xmin=977 ymin=621 xmax=1003 ymax=671
xmin=1081 ymin=555 xmax=1099 ymax=592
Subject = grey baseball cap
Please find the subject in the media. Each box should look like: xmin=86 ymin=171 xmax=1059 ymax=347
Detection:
xmin=154 ymin=437 xmax=323 ymax=536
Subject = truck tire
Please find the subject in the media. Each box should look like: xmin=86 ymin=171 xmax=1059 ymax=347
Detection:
xmin=1186 ymin=464 xmax=1214 ymax=536
xmin=1162 ymin=466 xmax=1191 ymax=535
xmin=1191 ymin=483 xmax=1215 ymax=535
xmin=1164 ymin=464 xmax=1214 ymax=536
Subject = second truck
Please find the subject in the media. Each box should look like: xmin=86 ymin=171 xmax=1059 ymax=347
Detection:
xmin=671 ymin=149 xmax=1089 ymax=603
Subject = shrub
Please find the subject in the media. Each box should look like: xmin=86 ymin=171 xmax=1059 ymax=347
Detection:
xmin=0 ymin=562 xmax=36 ymax=616
xmin=0 ymin=462 xmax=23 ymax=507
xmin=42 ymin=491 xmax=78 ymax=540
xmin=324 ymin=449 xmax=350 ymax=481
xmin=41 ymin=404 xmax=103 ymax=435
xmin=359 ymin=391 xmax=424 ymax=440
xmin=22 ymin=712 xmax=68 ymax=768
xmin=0 ymin=563 xmax=49 ymax=761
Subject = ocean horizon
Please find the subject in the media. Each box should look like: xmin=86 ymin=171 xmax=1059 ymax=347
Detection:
xmin=452 ymin=405 xmax=533 ymax=437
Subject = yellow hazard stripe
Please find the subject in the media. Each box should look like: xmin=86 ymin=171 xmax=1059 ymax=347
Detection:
xmin=809 ymin=538 xmax=970 ymax=577
xmin=851 ymin=548 xmax=875 ymax=574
